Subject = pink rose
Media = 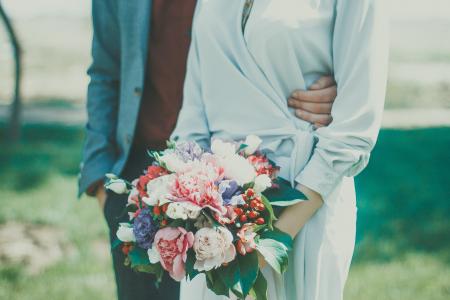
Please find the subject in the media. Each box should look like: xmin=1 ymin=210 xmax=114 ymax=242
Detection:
xmin=153 ymin=227 xmax=194 ymax=281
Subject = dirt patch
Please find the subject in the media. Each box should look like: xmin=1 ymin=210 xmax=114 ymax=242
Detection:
xmin=0 ymin=222 xmax=73 ymax=275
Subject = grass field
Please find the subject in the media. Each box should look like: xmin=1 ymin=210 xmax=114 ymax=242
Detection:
xmin=0 ymin=124 xmax=449 ymax=299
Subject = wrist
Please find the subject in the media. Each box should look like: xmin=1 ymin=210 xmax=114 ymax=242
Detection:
xmin=86 ymin=180 xmax=104 ymax=197
xmin=296 ymin=183 xmax=323 ymax=205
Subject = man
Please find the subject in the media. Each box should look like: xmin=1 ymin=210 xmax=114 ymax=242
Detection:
xmin=79 ymin=1 xmax=338 ymax=299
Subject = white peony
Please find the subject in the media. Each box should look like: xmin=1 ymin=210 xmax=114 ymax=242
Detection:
xmin=193 ymin=227 xmax=236 ymax=271
xmin=116 ymin=223 xmax=136 ymax=242
xmin=159 ymin=152 xmax=187 ymax=173
xmin=106 ymin=179 xmax=129 ymax=194
xmin=143 ymin=174 xmax=175 ymax=206
xmin=165 ymin=202 xmax=202 ymax=220
xmin=244 ymin=135 xmax=262 ymax=155
xmin=253 ymin=174 xmax=272 ymax=193
xmin=220 ymin=154 xmax=256 ymax=185
xmin=211 ymin=139 xmax=236 ymax=157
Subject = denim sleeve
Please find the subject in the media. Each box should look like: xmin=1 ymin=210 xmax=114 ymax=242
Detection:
xmin=78 ymin=0 xmax=120 ymax=197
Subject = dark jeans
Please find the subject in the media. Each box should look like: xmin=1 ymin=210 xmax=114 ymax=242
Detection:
xmin=103 ymin=147 xmax=180 ymax=300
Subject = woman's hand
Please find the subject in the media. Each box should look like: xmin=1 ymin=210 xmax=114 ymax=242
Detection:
xmin=95 ymin=185 xmax=107 ymax=211
xmin=274 ymin=184 xmax=324 ymax=239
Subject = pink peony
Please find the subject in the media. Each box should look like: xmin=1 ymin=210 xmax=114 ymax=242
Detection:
xmin=153 ymin=227 xmax=194 ymax=281
xmin=171 ymin=159 xmax=226 ymax=215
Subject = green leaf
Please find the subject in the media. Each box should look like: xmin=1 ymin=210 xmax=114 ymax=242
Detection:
xmin=185 ymin=249 xmax=200 ymax=280
xmin=134 ymin=263 xmax=161 ymax=275
xmin=134 ymin=263 xmax=164 ymax=282
xmin=230 ymin=285 xmax=244 ymax=299
xmin=259 ymin=227 xmax=293 ymax=250
xmin=251 ymin=271 xmax=268 ymax=300
xmin=256 ymin=238 xmax=289 ymax=274
xmin=111 ymin=238 xmax=122 ymax=250
xmin=262 ymin=177 xmax=307 ymax=218
xmin=128 ymin=247 xmax=150 ymax=268
xmin=237 ymin=143 xmax=248 ymax=152
xmin=270 ymin=199 xmax=305 ymax=207
xmin=205 ymin=270 xmax=230 ymax=297
xmin=167 ymin=218 xmax=185 ymax=228
xmin=260 ymin=195 xmax=277 ymax=229
xmin=263 ymin=177 xmax=306 ymax=203
xmin=218 ymin=260 xmax=240 ymax=288
xmin=237 ymin=251 xmax=259 ymax=297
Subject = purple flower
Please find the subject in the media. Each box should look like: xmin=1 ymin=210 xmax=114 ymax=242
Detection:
xmin=174 ymin=141 xmax=203 ymax=162
xmin=133 ymin=208 xmax=159 ymax=249
xmin=219 ymin=180 xmax=243 ymax=206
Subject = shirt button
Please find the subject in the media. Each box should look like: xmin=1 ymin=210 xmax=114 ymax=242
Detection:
xmin=134 ymin=87 xmax=143 ymax=97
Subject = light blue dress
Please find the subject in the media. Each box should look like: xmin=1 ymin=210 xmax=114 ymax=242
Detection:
xmin=172 ymin=0 xmax=389 ymax=299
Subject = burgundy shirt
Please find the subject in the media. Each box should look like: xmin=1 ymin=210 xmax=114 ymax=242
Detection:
xmin=135 ymin=0 xmax=197 ymax=150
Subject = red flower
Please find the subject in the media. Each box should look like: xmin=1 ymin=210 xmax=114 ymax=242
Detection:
xmin=247 ymin=154 xmax=280 ymax=179
xmin=147 ymin=165 xmax=169 ymax=179
xmin=136 ymin=166 xmax=169 ymax=197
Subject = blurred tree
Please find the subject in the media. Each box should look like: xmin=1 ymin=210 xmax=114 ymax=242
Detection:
xmin=0 ymin=1 xmax=22 ymax=142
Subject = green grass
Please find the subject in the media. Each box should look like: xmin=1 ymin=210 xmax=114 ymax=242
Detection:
xmin=354 ymin=128 xmax=450 ymax=262
xmin=346 ymin=253 xmax=450 ymax=300
xmin=0 ymin=124 xmax=449 ymax=299
xmin=385 ymin=81 xmax=450 ymax=109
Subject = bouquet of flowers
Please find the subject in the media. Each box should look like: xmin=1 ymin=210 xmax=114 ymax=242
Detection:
xmin=105 ymin=135 xmax=305 ymax=299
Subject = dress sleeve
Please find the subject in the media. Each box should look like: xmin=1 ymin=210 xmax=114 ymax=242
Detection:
xmin=170 ymin=4 xmax=211 ymax=147
xmin=296 ymin=0 xmax=389 ymax=199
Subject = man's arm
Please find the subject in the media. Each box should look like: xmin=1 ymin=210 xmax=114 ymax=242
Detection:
xmin=288 ymin=76 xmax=337 ymax=128
xmin=78 ymin=0 xmax=120 ymax=198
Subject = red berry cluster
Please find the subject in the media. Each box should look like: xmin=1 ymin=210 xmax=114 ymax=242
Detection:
xmin=152 ymin=203 xmax=169 ymax=226
xmin=122 ymin=242 xmax=133 ymax=255
xmin=233 ymin=188 xmax=266 ymax=228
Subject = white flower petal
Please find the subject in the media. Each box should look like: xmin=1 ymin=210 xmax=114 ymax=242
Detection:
xmin=244 ymin=135 xmax=262 ymax=155
xmin=147 ymin=246 xmax=160 ymax=264
xmin=159 ymin=152 xmax=187 ymax=172
xmin=220 ymin=155 xmax=256 ymax=185
xmin=254 ymin=174 xmax=272 ymax=193
xmin=116 ymin=223 xmax=135 ymax=242
xmin=105 ymin=173 xmax=118 ymax=179
xmin=211 ymin=139 xmax=236 ymax=157
xmin=106 ymin=179 xmax=129 ymax=194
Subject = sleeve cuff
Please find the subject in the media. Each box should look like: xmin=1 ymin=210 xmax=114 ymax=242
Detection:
xmin=78 ymin=154 xmax=115 ymax=198
xmin=295 ymin=152 xmax=343 ymax=200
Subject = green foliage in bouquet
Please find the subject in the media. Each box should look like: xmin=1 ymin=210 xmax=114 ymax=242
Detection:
xmin=106 ymin=136 xmax=310 ymax=299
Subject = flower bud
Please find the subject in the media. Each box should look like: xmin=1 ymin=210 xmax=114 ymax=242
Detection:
xmin=106 ymin=179 xmax=129 ymax=194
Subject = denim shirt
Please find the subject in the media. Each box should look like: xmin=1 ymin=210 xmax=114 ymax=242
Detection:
xmin=78 ymin=0 xmax=153 ymax=196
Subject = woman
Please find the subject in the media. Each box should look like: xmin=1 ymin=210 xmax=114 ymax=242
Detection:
xmin=172 ymin=0 xmax=388 ymax=299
